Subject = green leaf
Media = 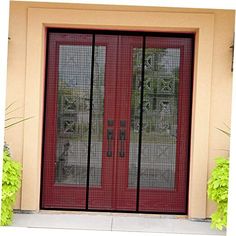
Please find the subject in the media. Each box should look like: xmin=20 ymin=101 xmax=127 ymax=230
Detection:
xmin=1 ymin=146 xmax=22 ymax=226
xmin=207 ymin=157 xmax=229 ymax=230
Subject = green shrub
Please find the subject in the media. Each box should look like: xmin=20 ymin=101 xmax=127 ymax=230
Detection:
xmin=207 ymin=157 xmax=229 ymax=230
xmin=1 ymin=145 xmax=21 ymax=226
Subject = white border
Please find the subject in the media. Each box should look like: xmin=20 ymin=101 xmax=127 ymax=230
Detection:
xmin=0 ymin=1 xmax=235 ymax=235
xmin=0 ymin=0 xmax=10 ymax=222
xmin=226 ymin=12 xmax=236 ymax=236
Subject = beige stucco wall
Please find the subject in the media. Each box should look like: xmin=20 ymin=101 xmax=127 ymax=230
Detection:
xmin=6 ymin=1 xmax=234 ymax=218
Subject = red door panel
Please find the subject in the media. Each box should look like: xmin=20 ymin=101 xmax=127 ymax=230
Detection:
xmin=137 ymin=37 xmax=193 ymax=213
xmin=42 ymin=32 xmax=94 ymax=209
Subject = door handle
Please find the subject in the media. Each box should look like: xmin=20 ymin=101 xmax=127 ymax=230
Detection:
xmin=119 ymin=129 xmax=126 ymax=157
xmin=107 ymin=128 xmax=113 ymax=157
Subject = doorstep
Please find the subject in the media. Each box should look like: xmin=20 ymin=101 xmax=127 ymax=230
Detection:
xmin=11 ymin=211 xmax=225 ymax=235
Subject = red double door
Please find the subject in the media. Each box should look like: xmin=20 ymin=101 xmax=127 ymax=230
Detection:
xmin=42 ymin=30 xmax=193 ymax=213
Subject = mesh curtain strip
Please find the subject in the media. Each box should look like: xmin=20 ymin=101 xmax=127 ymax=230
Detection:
xmin=42 ymin=30 xmax=193 ymax=213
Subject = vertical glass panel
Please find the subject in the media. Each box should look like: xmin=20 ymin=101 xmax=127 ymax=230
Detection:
xmin=89 ymin=46 xmax=106 ymax=186
xmin=56 ymin=44 xmax=92 ymax=185
xmin=140 ymin=47 xmax=180 ymax=189
xmin=128 ymin=48 xmax=142 ymax=187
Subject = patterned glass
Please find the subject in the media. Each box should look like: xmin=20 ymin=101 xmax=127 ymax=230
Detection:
xmin=128 ymin=48 xmax=142 ymax=187
xmin=129 ymin=47 xmax=180 ymax=189
xmin=89 ymin=46 xmax=106 ymax=186
xmin=56 ymin=45 xmax=105 ymax=186
xmin=140 ymin=48 xmax=180 ymax=189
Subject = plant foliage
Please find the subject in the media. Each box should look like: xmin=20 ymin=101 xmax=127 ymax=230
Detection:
xmin=207 ymin=157 xmax=229 ymax=230
xmin=1 ymin=145 xmax=21 ymax=226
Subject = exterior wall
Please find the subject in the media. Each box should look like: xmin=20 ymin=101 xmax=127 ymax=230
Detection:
xmin=206 ymin=11 xmax=234 ymax=217
xmin=6 ymin=2 xmax=234 ymax=218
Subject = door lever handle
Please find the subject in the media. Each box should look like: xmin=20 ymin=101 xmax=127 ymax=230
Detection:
xmin=107 ymin=128 xmax=113 ymax=157
xmin=119 ymin=129 xmax=126 ymax=157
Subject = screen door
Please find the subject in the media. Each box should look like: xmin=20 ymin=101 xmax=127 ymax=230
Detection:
xmin=41 ymin=29 xmax=193 ymax=213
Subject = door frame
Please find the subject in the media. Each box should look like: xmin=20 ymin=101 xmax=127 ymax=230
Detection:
xmin=21 ymin=6 xmax=215 ymax=218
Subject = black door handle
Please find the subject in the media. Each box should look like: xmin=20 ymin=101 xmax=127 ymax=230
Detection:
xmin=107 ymin=128 xmax=113 ymax=157
xmin=119 ymin=129 xmax=126 ymax=157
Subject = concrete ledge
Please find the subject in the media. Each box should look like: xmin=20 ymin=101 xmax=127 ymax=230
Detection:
xmin=11 ymin=212 xmax=225 ymax=235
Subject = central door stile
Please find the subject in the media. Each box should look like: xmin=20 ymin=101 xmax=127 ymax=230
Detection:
xmin=85 ymin=33 xmax=96 ymax=210
xmin=111 ymin=35 xmax=120 ymax=210
xmin=115 ymin=35 xmax=143 ymax=211
xmin=88 ymin=34 xmax=119 ymax=210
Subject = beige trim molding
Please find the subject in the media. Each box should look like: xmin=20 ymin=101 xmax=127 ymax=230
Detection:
xmin=21 ymin=6 xmax=214 ymax=218
xmin=10 ymin=0 xmax=236 ymax=10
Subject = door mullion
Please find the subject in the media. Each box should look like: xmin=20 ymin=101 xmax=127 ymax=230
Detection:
xmin=86 ymin=33 xmax=96 ymax=210
xmin=136 ymin=36 xmax=146 ymax=212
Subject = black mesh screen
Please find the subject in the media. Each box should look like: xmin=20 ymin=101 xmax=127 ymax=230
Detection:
xmin=42 ymin=30 xmax=193 ymax=213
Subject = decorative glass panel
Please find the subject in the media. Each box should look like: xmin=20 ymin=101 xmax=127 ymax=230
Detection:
xmin=55 ymin=44 xmax=106 ymax=186
xmin=130 ymin=47 xmax=180 ymax=189
xmin=56 ymin=45 xmax=92 ymax=185
xmin=140 ymin=47 xmax=180 ymax=189
xmin=128 ymin=48 xmax=142 ymax=187
xmin=89 ymin=46 xmax=106 ymax=187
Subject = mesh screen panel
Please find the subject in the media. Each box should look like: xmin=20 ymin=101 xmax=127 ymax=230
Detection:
xmin=89 ymin=45 xmax=106 ymax=187
xmin=42 ymin=33 xmax=93 ymax=209
xmin=42 ymin=30 xmax=193 ymax=213
xmin=88 ymin=35 xmax=118 ymax=210
xmin=128 ymin=48 xmax=142 ymax=188
xmin=138 ymin=37 xmax=193 ymax=212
